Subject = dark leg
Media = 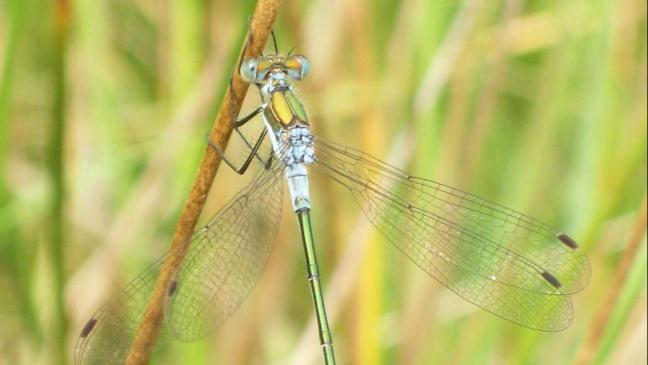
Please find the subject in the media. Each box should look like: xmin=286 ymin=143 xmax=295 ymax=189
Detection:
xmin=228 ymin=18 xmax=256 ymax=133
xmin=205 ymin=104 xmax=264 ymax=168
xmin=207 ymin=127 xmax=269 ymax=175
xmin=208 ymin=22 xmax=278 ymax=174
xmin=233 ymin=126 xmax=270 ymax=166
xmin=209 ymin=18 xmax=264 ymax=176
xmin=262 ymin=149 xmax=274 ymax=169
xmin=234 ymin=107 xmax=263 ymax=128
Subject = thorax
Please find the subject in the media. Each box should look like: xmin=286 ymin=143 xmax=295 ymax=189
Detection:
xmin=259 ymin=75 xmax=314 ymax=166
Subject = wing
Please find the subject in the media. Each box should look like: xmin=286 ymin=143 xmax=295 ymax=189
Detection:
xmin=311 ymin=137 xmax=590 ymax=331
xmin=74 ymin=163 xmax=285 ymax=365
xmin=165 ymin=162 xmax=284 ymax=341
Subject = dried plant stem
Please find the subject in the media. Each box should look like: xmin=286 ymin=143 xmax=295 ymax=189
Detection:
xmin=574 ymin=196 xmax=647 ymax=365
xmin=124 ymin=1 xmax=284 ymax=364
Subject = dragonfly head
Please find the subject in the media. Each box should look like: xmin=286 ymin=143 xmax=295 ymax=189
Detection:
xmin=240 ymin=54 xmax=310 ymax=85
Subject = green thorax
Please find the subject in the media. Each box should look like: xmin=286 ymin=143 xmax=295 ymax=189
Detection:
xmin=265 ymin=88 xmax=309 ymax=130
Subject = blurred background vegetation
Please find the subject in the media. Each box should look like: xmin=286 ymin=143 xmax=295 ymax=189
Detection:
xmin=0 ymin=0 xmax=646 ymax=364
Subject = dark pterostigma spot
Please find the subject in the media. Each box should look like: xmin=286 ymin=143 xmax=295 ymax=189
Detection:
xmin=80 ymin=318 xmax=97 ymax=338
xmin=557 ymin=233 xmax=578 ymax=249
xmin=541 ymin=271 xmax=562 ymax=289
xmin=168 ymin=280 xmax=177 ymax=297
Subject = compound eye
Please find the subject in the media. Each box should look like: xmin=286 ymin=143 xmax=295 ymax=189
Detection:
xmin=284 ymin=55 xmax=310 ymax=80
xmin=240 ymin=58 xmax=259 ymax=83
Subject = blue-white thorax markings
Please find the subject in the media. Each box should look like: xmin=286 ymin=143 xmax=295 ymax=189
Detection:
xmin=240 ymin=53 xmax=314 ymax=211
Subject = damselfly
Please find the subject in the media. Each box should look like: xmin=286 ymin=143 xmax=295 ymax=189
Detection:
xmin=75 ymin=32 xmax=590 ymax=365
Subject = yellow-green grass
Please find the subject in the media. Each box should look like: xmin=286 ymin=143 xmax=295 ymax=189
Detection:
xmin=0 ymin=0 xmax=645 ymax=364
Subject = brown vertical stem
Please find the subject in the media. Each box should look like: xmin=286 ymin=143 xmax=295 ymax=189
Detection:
xmin=124 ymin=1 xmax=284 ymax=364
xmin=574 ymin=195 xmax=647 ymax=365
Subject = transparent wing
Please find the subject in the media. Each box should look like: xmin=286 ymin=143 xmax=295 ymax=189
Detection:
xmin=73 ymin=256 xmax=165 ymax=365
xmin=312 ymin=137 xmax=590 ymax=331
xmin=74 ymin=162 xmax=285 ymax=365
xmin=165 ymin=162 xmax=284 ymax=341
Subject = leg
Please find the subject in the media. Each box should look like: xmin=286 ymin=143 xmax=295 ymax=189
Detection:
xmin=211 ymin=23 xmax=265 ymax=175
xmin=228 ymin=18 xmax=256 ymax=132
xmin=214 ymin=18 xmax=265 ymax=174
xmin=262 ymin=149 xmax=274 ymax=169
xmin=209 ymin=20 xmax=273 ymax=174
xmin=233 ymin=125 xmax=272 ymax=166
xmin=205 ymin=103 xmax=264 ymax=170
xmin=206 ymin=127 xmax=268 ymax=175
xmin=234 ymin=107 xmax=263 ymax=128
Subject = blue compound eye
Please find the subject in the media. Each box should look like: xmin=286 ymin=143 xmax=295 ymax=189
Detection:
xmin=240 ymin=58 xmax=260 ymax=83
xmin=284 ymin=55 xmax=310 ymax=80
